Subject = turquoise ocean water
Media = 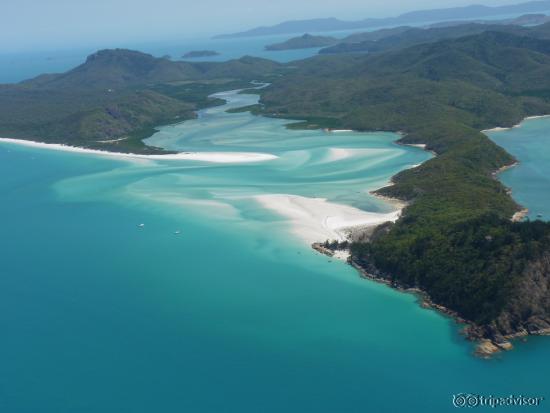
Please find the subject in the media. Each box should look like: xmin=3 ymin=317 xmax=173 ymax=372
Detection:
xmin=488 ymin=117 xmax=550 ymax=221
xmin=1 ymin=89 xmax=550 ymax=412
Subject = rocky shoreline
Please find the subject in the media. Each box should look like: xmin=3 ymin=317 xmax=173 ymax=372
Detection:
xmin=310 ymin=131 xmax=547 ymax=359
xmin=311 ymin=241 xmax=527 ymax=358
xmin=491 ymin=161 xmax=531 ymax=222
xmin=512 ymin=208 xmax=530 ymax=222
xmin=347 ymin=257 xmax=514 ymax=358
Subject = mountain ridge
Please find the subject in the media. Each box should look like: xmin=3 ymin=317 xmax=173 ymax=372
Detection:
xmin=214 ymin=0 xmax=550 ymax=39
xmin=319 ymin=18 xmax=550 ymax=55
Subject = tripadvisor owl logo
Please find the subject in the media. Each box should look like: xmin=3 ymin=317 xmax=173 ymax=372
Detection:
xmin=452 ymin=393 xmax=544 ymax=408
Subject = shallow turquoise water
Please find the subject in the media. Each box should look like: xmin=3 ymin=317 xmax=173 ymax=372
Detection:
xmin=488 ymin=117 xmax=550 ymax=221
xmin=1 ymin=92 xmax=549 ymax=412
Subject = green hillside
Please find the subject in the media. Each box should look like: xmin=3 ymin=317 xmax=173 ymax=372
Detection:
xmin=0 ymin=51 xmax=282 ymax=153
xmin=258 ymin=31 xmax=550 ymax=347
xmin=318 ymin=20 xmax=550 ymax=54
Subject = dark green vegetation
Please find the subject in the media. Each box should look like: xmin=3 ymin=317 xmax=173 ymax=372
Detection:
xmin=182 ymin=50 xmax=220 ymax=58
xmin=257 ymin=30 xmax=550 ymax=344
xmin=265 ymin=34 xmax=338 ymax=51
xmin=319 ymin=18 xmax=550 ymax=54
xmin=0 ymin=50 xmax=281 ymax=153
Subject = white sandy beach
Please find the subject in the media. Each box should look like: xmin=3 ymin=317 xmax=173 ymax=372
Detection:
xmin=254 ymin=194 xmax=401 ymax=245
xmin=483 ymin=115 xmax=550 ymax=133
xmin=0 ymin=138 xmax=278 ymax=163
xmin=524 ymin=115 xmax=550 ymax=121
xmin=483 ymin=127 xmax=512 ymax=132
xmin=405 ymin=143 xmax=427 ymax=149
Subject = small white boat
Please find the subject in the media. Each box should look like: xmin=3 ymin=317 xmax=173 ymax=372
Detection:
xmin=174 ymin=230 xmax=181 ymax=235
xmin=138 ymin=223 xmax=145 ymax=228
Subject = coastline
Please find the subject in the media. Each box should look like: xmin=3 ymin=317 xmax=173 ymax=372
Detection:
xmin=246 ymin=109 xmax=547 ymax=357
xmin=251 ymin=140 xmax=419 ymax=258
xmin=254 ymin=193 xmax=402 ymax=247
xmin=346 ymin=115 xmax=550 ymax=355
xmin=492 ymin=162 xmax=530 ymax=222
xmin=0 ymin=137 xmax=278 ymax=164
xmin=396 ymin=141 xmax=438 ymax=157
xmin=484 ymin=115 xmax=550 ymax=222
xmin=311 ymin=227 xmax=501 ymax=355
xmin=348 ymin=257 xmax=520 ymax=357
xmin=482 ymin=114 xmax=550 ymax=133
xmin=309 ymin=126 xmax=538 ymax=357
xmin=311 ymin=245 xmax=517 ymax=358
xmin=5 ymin=89 xmax=543 ymax=358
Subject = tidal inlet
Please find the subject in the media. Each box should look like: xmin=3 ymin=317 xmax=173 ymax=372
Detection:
xmin=3 ymin=1 xmax=550 ymax=412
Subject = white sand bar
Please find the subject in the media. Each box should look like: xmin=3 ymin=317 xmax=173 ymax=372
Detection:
xmin=255 ymin=194 xmax=401 ymax=244
xmin=483 ymin=115 xmax=550 ymax=133
xmin=0 ymin=138 xmax=278 ymax=163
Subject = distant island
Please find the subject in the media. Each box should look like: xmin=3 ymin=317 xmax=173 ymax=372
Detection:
xmin=319 ymin=13 xmax=550 ymax=54
xmin=182 ymin=50 xmax=220 ymax=58
xmin=428 ymin=12 xmax=550 ymax=28
xmin=265 ymin=34 xmax=338 ymax=51
xmin=214 ymin=0 xmax=550 ymax=38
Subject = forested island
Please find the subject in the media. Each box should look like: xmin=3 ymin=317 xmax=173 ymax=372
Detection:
xmin=319 ymin=14 xmax=550 ymax=54
xmin=0 ymin=50 xmax=281 ymax=153
xmin=3 ymin=21 xmax=550 ymax=356
xmin=214 ymin=0 xmax=550 ymax=38
xmin=182 ymin=50 xmax=220 ymax=58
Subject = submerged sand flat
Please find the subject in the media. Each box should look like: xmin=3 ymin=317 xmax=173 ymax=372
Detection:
xmin=254 ymin=193 xmax=401 ymax=243
xmin=0 ymin=89 xmax=430 ymax=250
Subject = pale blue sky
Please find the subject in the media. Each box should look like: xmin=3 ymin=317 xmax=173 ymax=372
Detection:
xmin=1 ymin=0 xmax=520 ymax=51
